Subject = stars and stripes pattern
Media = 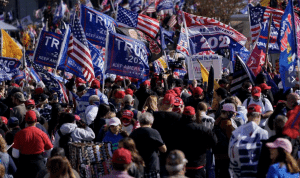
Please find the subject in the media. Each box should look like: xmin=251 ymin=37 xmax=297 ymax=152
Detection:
xmin=117 ymin=6 xmax=160 ymax=38
xmin=68 ymin=17 xmax=95 ymax=83
xmin=249 ymin=4 xmax=283 ymax=43
xmin=167 ymin=15 xmax=177 ymax=28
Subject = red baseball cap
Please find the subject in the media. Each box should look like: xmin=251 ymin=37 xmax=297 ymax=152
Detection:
xmin=183 ymin=106 xmax=195 ymax=116
xmin=25 ymin=99 xmax=35 ymax=106
xmin=34 ymin=88 xmax=44 ymax=95
xmin=0 ymin=117 xmax=7 ymax=125
xmin=114 ymin=90 xmax=126 ymax=99
xmin=166 ymin=90 xmax=177 ymax=97
xmin=162 ymin=94 xmax=175 ymax=105
xmin=131 ymin=78 xmax=139 ymax=83
xmin=122 ymin=110 xmax=134 ymax=120
xmin=174 ymin=97 xmax=183 ymax=107
xmin=115 ymin=76 xmax=124 ymax=83
xmin=75 ymin=77 xmax=86 ymax=84
xmin=259 ymin=83 xmax=271 ymax=91
xmin=25 ymin=110 xmax=37 ymax=122
xmin=247 ymin=104 xmax=262 ymax=113
xmin=173 ymin=87 xmax=182 ymax=97
xmin=91 ymin=79 xmax=100 ymax=89
xmin=142 ymin=80 xmax=150 ymax=86
xmin=252 ymin=86 xmax=261 ymax=97
xmin=125 ymin=89 xmax=133 ymax=96
xmin=11 ymin=83 xmax=20 ymax=88
xmin=112 ymin=148 xmax=132 ymax=164
xmin=193 ymin=87 xmax=203 ymax=96
xmin=172 ymin=107 xmax=181 ymax=113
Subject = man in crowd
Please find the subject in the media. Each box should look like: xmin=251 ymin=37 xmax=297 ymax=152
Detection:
xmin=10 ymin=92 xmax=27 ymax=126
xmin=130 ymin=112 xmax=167 ymax=178
xmin=242 ymin=87 xmax=273 ymax=127
xmin=228 ymin=104 xmax=268 ymax=178
xmin=165 ymin=150 xmax=188 ymax=178
xmin=12 ymin=110 xmax=53 ymax=178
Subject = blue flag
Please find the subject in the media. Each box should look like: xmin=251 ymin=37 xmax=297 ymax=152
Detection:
xmin=33 ymin=29 xmax=70 ymax=68
xmin=128 ymin=0 xmax=142 ymax=12
xmin=156 ymin=0 xmax=174 ymax=12
xmin=105 ymin=31 xmax=150 ymax=79
xmin=257 ymin=20 xmax=280 ymax=53
xmin=80 ymin=4 xmax=117 ymax=47
xmin=279 ymin=0 xmax=298 ymax=92
xmin=0 ymin=64 xmax=12 ymax=82
xmin=53 ymin=0 xmax=67 ymax=23
xmin=88 ymin=41 xmax=104 ymax=78
xmin=0 ymin=57 xmax=21 ymax=75
xmin=160 ymin=27 xmax=174 ymax=50
xmin=262 ymin=67 xmax=280 ymax=95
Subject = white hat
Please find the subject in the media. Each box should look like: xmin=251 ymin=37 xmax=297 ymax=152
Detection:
xmin=108 ymin=117 xmax=121 ymax=126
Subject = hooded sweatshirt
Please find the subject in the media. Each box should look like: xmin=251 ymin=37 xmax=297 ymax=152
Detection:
xmin=53 ymin=123 xmax=95 ymax=148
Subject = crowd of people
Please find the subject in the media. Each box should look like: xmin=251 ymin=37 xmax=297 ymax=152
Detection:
xmin=0 ymin=69 xmax=297 ymax=178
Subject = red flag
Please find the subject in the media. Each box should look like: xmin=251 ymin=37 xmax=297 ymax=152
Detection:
xmin=246 ymin=43 xmax=265 ymax=76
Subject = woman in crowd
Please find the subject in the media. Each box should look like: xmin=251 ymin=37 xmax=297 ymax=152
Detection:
xmin=46 ymin=156 xmax=76 ymax=178
xmin=118 ymin=137 xmax=144 ymax=178
xmin=266 ymin=138 xmax=300 ymax=177
xmin=0 ymin=136 xmax=16 ymax=177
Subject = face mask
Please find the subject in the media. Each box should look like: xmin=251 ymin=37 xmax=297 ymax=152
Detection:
xmin=122 ymin=118 xmax=131 ymax=126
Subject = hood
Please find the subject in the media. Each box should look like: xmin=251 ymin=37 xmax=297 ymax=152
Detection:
xmin=232 ymin=121 xmax=258 ymax=137
xmin=60 ymin=123 xmax=77 ymax=135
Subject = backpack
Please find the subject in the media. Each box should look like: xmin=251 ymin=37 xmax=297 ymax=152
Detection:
xmin=57 ymin=129 xmax=73 ymax=158
xmin=246 ymin=97 xmax=266 ymax=108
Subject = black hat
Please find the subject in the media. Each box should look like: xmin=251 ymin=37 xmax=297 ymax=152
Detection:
xmin=77 ymin=85 xmax=86 ymax=92
xmin=40 ymin=94 xmax=49 ymax=102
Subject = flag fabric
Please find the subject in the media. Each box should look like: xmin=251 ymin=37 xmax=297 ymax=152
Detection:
xmin=179 ymin=10 xmax=247 ymax=46
xmin=13 ymin=70 xmax=26 ymax=83
xmin=160 ymin=27 xmax=174 ymax=49
xmin=1 ymin=29 xmax=23 ymax=60
xmin=246 ymin=43 xmax=266 ymax=76
xmin=256 ymin=17 xmax=280 ymax=53
xmin=68 ymin=16 xmax=95 ymax=83
xmin=0 ymin=64 xmax=12 ymax=82
xmin=249 ymin=4 xmax=284 ymax=43
xmin=156 ymin=0 xmax=174 ymax=12
xmin=207 ymin=65 xmax=216 ymax=103
xmin=176 ymin=29 xmax=196 ymax=56
xmin=279 ymin=0 xmax=298 ymax=92
xmin=7 ymin=11 xmax=13 ymax=21
xmin=53 ymin=0 xmax=67 ymax=23
xmin=20 ymin=15 xmax=33 ymax=29
xmin=167 ymin=15 xmax=177 ymax=28
xmin=80 ymin=5 xmax=117 ymax=47
xmin=117 ymin=6 xmax=160 ymax=38
xmin=230 ymin=55 xmax=255 ymax=94
xmin=295 ymin=14 xmax=300 ymax=60
xmin=105 ymin=31 xmax=150 ymax=79
xmin=200 ymin=62 xmax=209 ymax=83
xmin=88 ymin=41 xmax=104 ymax=78
xmin=0 ymin=57 xmax=21 ymax=76
xmin=128 ymin=0 xmax=142 ymax=12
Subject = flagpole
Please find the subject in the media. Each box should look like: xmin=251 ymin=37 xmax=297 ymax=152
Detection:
xmin=102 ymin=29 xmax=110 ymax=92
xmin=264 ymin=13 xmax=273 ymax=69
xmin=181 ymin=11 xmax=195 ymax=80
xmin=0 ymin=29 xmax=2 ymax=57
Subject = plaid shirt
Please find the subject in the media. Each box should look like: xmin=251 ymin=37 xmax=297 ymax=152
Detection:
xmin=38 ymin=104 xmax=52 ymax=121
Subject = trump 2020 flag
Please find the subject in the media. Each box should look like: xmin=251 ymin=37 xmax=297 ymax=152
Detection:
xmin=80 ymin=4 xmax=117 ymax=47
xmin=88 ymin=41 xmax=104 ymax=78
xmin=105 ymin=31 xmax=149 ymax=79
xmin=279 ymin=0 xmax=298 ymax=92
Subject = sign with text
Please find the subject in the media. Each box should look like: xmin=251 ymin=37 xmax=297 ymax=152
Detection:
xmin=105 ymin=32 xmax=150 ymax=79
xmin=33 ymin=30 xmax=63 ymax=68
xmin=188 ymin=54 xmax=222 ymax=80
xmin=81 ymin=4 xmax=117 ymax=47
xmin=0 ymin=57 xmax=21 ymax=74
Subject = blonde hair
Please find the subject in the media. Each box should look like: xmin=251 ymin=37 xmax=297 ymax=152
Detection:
xmin=0 ymin=164 xmax=4 ymax=178
xmin=196 ymin=102 xmax=208 ymax=124
xmin=284 ymin=150 xmax=300 ymax=173
xmin=143 ymin=95 xmax=158 ymax=112
xmin=0 ymin=136 xmax=7 ymax=153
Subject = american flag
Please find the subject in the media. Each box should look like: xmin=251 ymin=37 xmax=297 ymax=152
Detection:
xmin=249 ymin=4 xmax=283 ymax=43
xmin=68 ymin=17 xmax=95 ymax=83
xmin=117 ymin=6 xmax=160 ymax=38
xmin=167 ymin=15 xmax=177 ymax=27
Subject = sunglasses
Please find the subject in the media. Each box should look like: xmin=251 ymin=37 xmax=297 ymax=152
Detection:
xmin=121 ymin=118 xmax=131 ymax=122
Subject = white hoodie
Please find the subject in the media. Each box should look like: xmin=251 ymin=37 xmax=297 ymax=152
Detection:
xmin=53 ymin=123 xmax=95 ymax=148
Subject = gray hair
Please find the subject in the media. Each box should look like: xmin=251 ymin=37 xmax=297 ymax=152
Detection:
xmin=138 ymin=112 xmax=154 ymax=125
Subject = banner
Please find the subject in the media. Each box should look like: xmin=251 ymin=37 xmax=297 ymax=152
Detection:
xmin=88 ymin=41 xmax=104 ymax=78
xmin=256 ymin=20 xmax=280 ymax=53
xmin=188 ymin=54 xmax=222 ymax=80
xmin=33 ymin=30 xmax=64 ymax=67
xmin=0 ymin=57 xmax=21 ymax=75
xmin=156 ymin=0 xmax=174 ymax=12
xmin=80 ymin=4 xmax=117 ymax=47
xmin=279 ymin=0 xmax=297 ymax=91
xmin=106 ymin=32 xmax=150 ymax=79
xmin=173 ymin=68 xmax=187 ymax=79
xmin=187 ymin=26 xmax=244 ymax=53
xmin=1 ymin=29 xmax=23 ymax=60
